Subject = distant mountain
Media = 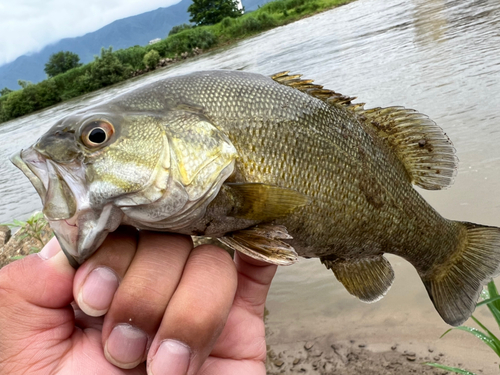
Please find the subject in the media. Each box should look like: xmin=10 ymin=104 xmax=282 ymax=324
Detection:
xmin=0 ymin=0 xmax=269 ymax=91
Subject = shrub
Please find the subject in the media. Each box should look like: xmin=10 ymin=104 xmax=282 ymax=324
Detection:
xmin=220 ymin=16 xmax=235 ymax=29
xmin=164 ymin=28 xmax=217 ymax=55
xmin=143 ymin=49 xmax=161 ymax=69
xmin=77 ymin=47 xmax=132 ymax=91
xmin=115 ymin=45 xmax=148 ymax=70
xmin=0 ymin=79 xmax=60 ymax=121
xmin=169 ymin=23 xmax=193 ymax=36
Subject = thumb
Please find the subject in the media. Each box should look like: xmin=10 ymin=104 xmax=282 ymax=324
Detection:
xmin=0 ymin=237 xmax=76 ymax=372
xmin=0 ymin=236 xmax=75 ymax=308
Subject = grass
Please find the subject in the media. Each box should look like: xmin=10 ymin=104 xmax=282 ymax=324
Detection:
xmin=1 ymin=211 xmax=51 ymax=258
xmin=424 ymin=280 xmax=500 ymax=374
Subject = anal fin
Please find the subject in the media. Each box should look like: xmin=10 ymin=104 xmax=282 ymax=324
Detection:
xmin=219 ymin=224 xmax=298 ymax=265
xmin=322 ymin=255 xmax=395 ymax=302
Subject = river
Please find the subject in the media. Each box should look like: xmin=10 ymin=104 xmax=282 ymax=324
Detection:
xmin=1 ymin=0 xmax=500 ymax=372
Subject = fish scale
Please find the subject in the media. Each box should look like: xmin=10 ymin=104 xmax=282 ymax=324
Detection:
xmin=12 ymin=70 xmax=500 ymax=326
xmin=163 ymin=72 xmax=439 ymax=256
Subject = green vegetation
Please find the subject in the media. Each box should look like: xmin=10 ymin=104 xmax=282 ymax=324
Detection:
xmin=77 ymin=47 xmax=132 ymax=91
xmin=1 ymin=212 xmax=51 ymax=258
xmin=425 ymin=280 xmax=500 ymax=375
xmin=144 ymin=49 xmax=161 ymax=70
xmin=0 ymin=0 xmax=353 ymax=124
xmin=188 ymin=0 xmax=243 ymax=26
xmin=168 ymin=23 xmax=193 ymax=36
xmin=44 ymin=51 xmax=82 ymax=78
xmin=0 ymin=87 xmax=12 ymax=96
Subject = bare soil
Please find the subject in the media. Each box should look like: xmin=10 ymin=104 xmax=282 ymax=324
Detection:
xmin=264 ymin=333 xmax=474 ymax=375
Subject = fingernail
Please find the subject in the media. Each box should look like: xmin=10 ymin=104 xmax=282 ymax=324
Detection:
xmin=105 ymin=324 xmax=148 ymax=369
xmin=38 ymin=237 xmax=61 ymax=260
xmin=149 ymin=340 xmax=190 ymax=375
xmin=77 ymin=267 xmax=119 ymax=316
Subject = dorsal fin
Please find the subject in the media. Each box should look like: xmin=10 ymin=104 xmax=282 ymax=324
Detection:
xmin=359 ymin=107 xmax=458 ymax=190
xmin=271 ymin=71 xmax=363 ymax=110
xmin=271 ymin=71 xmax=458 ymax=190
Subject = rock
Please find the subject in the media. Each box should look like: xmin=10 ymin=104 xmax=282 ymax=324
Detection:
xmin=434 ymin=356 xmax=440 ymax=361
xmin=391 ymin=345 xmax=397 ymax=351
xmin=358 ymin=344 xmax=366 ymax=348
xmin=304 ymin=341 xmax=314 ymax=350
xmin=273 ymin=359 xmax=284 ymax=367
xmin=293 ymin=358 xmax=300 ymax=365
xmin=0 ymin=225 xmax=11 ymax=245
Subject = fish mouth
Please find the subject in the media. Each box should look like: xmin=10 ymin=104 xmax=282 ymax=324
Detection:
xmin=11 ymin=148 xmax=123 ymax=267
xmin=11 ymin=148 xmax=78 ymax=220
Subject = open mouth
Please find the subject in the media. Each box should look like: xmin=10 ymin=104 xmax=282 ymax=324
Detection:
xmin=11 ymin=148 xmax=82 ymax=266
xmin=11 ymin=147 xmax=124 ymax=267
xmin=11 ymin=148 xmax=77 ymax=221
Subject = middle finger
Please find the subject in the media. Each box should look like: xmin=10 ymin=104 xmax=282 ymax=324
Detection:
xmin=102 ymin=231 xmax=193 ymax=369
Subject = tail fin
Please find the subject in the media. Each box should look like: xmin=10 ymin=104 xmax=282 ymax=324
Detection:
xmin=422 ymin=222 xmax=500 ymax=326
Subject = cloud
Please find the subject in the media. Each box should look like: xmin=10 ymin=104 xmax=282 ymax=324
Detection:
xmin=0 ymin=0 xmax=181 ymax=66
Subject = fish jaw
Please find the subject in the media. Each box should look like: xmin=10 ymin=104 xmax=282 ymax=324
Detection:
xmin=10 ymin=148 xmax=124 ymax=266
xmin=48 ymin=205 xmax=123 ymax=266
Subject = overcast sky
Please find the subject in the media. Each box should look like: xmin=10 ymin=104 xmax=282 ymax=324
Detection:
xmin=0 ymin=0 xmax=181 ymax=66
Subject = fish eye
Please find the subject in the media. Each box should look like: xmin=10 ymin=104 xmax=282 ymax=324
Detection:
xmin=81 ymin=120 xmax=114 ymax=148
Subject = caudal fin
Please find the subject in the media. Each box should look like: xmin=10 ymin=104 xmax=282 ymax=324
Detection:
xmin=422 ymin=222 xmax=500 ymax=326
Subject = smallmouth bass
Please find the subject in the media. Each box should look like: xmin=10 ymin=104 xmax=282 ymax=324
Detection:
xmin=12 ymin=70 xmax=500 ymax=326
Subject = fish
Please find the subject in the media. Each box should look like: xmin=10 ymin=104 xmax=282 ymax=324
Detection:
xmin=11 ymin=70 xmax=500 ymax=326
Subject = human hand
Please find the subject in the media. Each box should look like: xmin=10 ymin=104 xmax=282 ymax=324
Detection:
xmin=0 ymin=228 xmax=277 ymax=374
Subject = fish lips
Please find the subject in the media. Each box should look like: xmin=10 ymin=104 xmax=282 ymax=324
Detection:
xmin=11 ymin=147 xmax=77 ymax=220
xmin=10 ymin=148 xmax=123 ymax=267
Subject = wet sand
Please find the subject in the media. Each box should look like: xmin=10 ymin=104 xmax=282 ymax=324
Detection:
xmin=264 ymin=256 xmax=499 ymax=374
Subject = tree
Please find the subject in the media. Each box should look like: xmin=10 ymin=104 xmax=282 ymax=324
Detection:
xmin=44 ymin=51 xmax=82 ymax=78
xmin=188 ymin=0 xmax=243 ymax=26
xmin=17 ymin=80 xmax=33 ymax=89
xmin=77 ymin=47 xmax=131 ymax=91
xmin=0 ymin=87 xmax=12 ymax=96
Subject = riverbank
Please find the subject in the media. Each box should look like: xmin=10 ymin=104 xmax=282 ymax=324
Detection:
xmin=0 ymin=0 xmax=354 ymax=124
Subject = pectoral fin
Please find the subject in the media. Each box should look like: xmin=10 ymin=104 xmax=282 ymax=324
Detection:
xmin=321 ymin=255 xmax=395 ymax=302
xmin=224 ymin=183 xmax=309 ymax=221
xmin=219 ymin=224 xmax=298 ymax=265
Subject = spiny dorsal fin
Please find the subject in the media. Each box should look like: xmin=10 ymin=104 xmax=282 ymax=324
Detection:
xmin=271 ymin=71 xmax=362 ymax=110
xmin=321 ymin=255 xmax=395 ymax=303
xmin=359 ymin=107 xmax=458 ymax=190
xmin=271 ymin=71 xmax=458 ymax=190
